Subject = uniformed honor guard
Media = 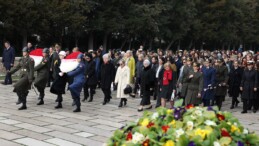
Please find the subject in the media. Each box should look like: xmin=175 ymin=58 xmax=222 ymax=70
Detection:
xmin=67 ymin=53 xmax=85 ymax=112
xmin=8 ymin=47 xmax=34 ymax=110
xmin=34 ymin=48 xmax=50 ymax=105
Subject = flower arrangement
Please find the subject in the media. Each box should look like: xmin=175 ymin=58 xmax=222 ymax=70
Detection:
xmin=107 ymin=99 xmax=259 ymax=146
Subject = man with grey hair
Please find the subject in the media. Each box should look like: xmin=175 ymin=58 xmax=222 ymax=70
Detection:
xmin=100 ymin=53 xmax=115 ymax=105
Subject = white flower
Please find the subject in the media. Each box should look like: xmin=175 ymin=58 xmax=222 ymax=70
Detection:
xmin=187 ymin=121 xmax=194 ymax=130
xmin=190 ymin=115 xmax=196 ymax=120
xmin=243 ymin=129 xmax=249 ymax=134
xmin=175 ymin=128 xmax=185 ymax=138
xmin=205 ymin=120 xmax=217 ymax=126
xmin=132 ymin=132 xmax=145 ymax=144
xmin=151 ymin=112 xmax=159 ymax=120
xmin=135 ymin=118 xmax=139 ymax=123
xmin=194 ymin=110 xmax=202 ymax=117
xmin=213 ymin=141 xmax=220 ymax=146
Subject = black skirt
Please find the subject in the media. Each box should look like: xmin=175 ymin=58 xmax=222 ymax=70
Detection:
xmin=158 ymin=85 xmax=170 ymax=99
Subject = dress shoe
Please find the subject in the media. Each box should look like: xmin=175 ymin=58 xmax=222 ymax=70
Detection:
xmin=130 ymin=94 xmax=136 ymax=98
xmin=1 ymin=82 xmax=7 ymax=85
xmin=123 ymin=99 xmax=127 ymax=106
xmin=18 ymin=105 xmax=27 ymax=110
xmin=137 ymin=108 xmax=143 ymax=112
xmin=253 ymin=109 xmax=257 ymax=113
xmin=88 ymin=97 xmax=93 ymax=102
xmin=235 ymin=101 xmax=239 ymax=107
xmin=102 ymin=101 xmax=107 ymax=105
xmin=106 ymin=98 xmax=110 ymax=103
xmin=145 ymin=105 xmax=152 ymax=110
xmin=37 ymin=100 xmax=44 ymax=105
xmin=230 ymin=105 xmax=234 ymax=109
xmin=241 ymin=111 xmax=247 ymax=114
xmin=73 ymin=107 xmax=81 ymax=112
xmin=82 ymin=97 xmax=88 ymax=102
xmin=55 ymin=103 xmax=62 ymax=109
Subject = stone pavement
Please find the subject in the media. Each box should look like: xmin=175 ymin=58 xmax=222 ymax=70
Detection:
xmin=0 ymin=84 xmax=258 ymax=146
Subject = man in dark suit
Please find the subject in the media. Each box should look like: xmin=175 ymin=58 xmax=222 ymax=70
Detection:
xmin=2 ymin=41 xmax=15 ymax=85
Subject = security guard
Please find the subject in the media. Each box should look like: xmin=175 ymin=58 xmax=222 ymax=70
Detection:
xmin=34 ymin=48 xmax=50 ymax=105
xmin=8 ymin=47 xmax=34 ymax=110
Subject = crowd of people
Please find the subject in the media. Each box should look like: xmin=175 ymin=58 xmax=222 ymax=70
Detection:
xmin=2 ymin=42 xmax=259 ymax=114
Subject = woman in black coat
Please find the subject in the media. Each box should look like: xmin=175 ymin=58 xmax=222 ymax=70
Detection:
xmin=228 ymin=61 xmax=243 ymax=109
xmin=83 ymin=53 xmax=97 ymax=102
xmin=50 ymin=51 xmax=67 ymax=109
xmin=138 ymin=59 xmax=155 ymax=112
xmin=240 ymin=61 xmax=258 ymax=113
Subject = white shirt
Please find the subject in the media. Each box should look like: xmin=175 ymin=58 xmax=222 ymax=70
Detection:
xmin=156 ymin=65 xmax=162 ymax=78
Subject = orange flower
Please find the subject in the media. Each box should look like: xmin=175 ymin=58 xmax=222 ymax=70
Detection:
xmin=162 ymin=125 xmax=170 ymax=133
xmin=142 ymin=139 xmax=149 ymax=146
xmin=186 ymin=104 xmax=194 ymax=109
xmin=221 ymin=128 xmax=231 ymax=139
xmin=147 ymin=122 xmax=155 ymax=128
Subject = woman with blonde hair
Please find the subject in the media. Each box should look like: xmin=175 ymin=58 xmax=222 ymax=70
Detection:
xmin=114 ymin=59 xmax=130 ymax=107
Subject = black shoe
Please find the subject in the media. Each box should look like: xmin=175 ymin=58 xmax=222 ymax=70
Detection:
xmin=241 ymin=111 xmax=247 ymax=114
xmin=145 ymin=105 xmax=152 ymax=110
xmin=248 ymin=108 xmax=251 ymax=110
xmin=73 ymin=107 xmax=81 ymax=112
xmin=123 ymin=99 xmax=127 ymax=106
xmin=253 ymin=109 xmax=257 ymax=113
xmin=55 ymin=103 xmax=62 ymax=109
xmin=37 ymin=100 xmax=44 ymax=105
xmin=107 ymin=98 xmax=110 ymax=103
xmin=82 ymin=96 xmax=88 ymax=102
xmin=18 ymin=105 xmax=27 ymax=110
xmin=230 ymin=105 xmax=234 ymax=109
xmin=118 ymin=99 xmax=123 ymax=107
xmin=102 ymin=100 xmax=107 ymax=105
xmin=88 ymin=97 xmax=93 ymax=102
xmin=130 ymin=94 xmax=136 ymax=98
xmin=138 ymin=108 xmax=143 ymax=112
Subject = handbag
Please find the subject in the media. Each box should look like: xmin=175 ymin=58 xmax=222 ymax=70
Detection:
xmin=124 ymin=85 xmax=132 ymax=94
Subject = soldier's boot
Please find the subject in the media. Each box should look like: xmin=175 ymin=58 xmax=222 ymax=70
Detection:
xmin=55 ymin=102 xmax=62 ymax=109
xmin=37 ymin=93 xmax=44 ymax=105
xmin=73 ymin=98 xmax=81 ymax=112
xmin=16 ymin=93 xmax=22 ymax=105
xmin=18 ymin=94 xmax=27 ymax=110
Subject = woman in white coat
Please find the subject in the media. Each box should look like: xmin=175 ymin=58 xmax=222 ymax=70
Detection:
xmin=114 ymin=59 xmax=130 ymax=107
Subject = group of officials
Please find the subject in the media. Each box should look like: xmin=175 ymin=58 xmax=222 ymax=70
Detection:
xmin=1 ymin=42 xmax=259 ymax=114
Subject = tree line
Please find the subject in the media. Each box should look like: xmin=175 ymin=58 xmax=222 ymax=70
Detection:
xmin=0 ymin=0 xmax=259 ymax=52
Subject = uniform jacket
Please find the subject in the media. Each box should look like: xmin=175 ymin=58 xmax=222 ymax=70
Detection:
xmin=215 ymin=65 xmax=229 ymax=96
xmin=240 ymin=69 xmax=258 ymax=100
xmin=34 ymin=57 xmax=49 ymax=89
xmin=9 ymin=56 xmax=34 ymax=92
xmin=228 ymin=67 xmax=243 ymax=97
xmin=201 ymin=66 xmax=216 ymax=100
xmin=185 ymin=71 xmax=203 ymax=105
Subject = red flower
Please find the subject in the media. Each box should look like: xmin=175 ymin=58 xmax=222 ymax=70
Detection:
xmin=126 ymin=132 xmax=132 ymax=141
xmin=221 ymin=129 xmax=231 ymax=138
xmin=142 ymin=139 xmax=149 ymax=146
xmin=162 ymin=125 xmax=170 ymax=133
xmin=186 ymin=104 xmax=194 ymax=109
xmin=217 ymin=114 xmax=225 ymax=121
xmin=147 ymin=122 xmax=155 ymax=128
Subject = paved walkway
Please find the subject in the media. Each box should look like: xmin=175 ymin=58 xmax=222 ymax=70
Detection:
xmin=0 ymin=84 xmax=258 ymax=146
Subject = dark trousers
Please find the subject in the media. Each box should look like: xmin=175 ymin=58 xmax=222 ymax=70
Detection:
xmin=35 ymin=86 xmax=45 ymax=99
xmin=203 ymin=99 xmax=211 ymax=107
xmin=47 ymin=71 xmax=53 ymax=86
xmin=57 ymin=94 xmax=63 ymax=103
xmin=133 ymin=77 xmax=141 ymax=94
xmin=16 ymin=91 xmax=29 ymax=104
xmin=140 ymin=93 xmax=151 ymax=106
xmin=215 ymin=96 xmax=224 ymax=110
xmin=84 ymin=84 xmax=96 ymax=98
xmin=102 ymin=88 xmax=111 ymax=101
xmin=4 ymin=66 xmax=12 ymax=84
xmin=231 ymin=96 xmax=239 ymax=106
xmin=243 ymin=99 xmax=257 ymax=111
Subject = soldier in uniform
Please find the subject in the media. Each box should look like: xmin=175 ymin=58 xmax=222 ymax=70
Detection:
xmin=67 ymin=53 xmax=85 ymax=112
xmin=179 ymin=57 xmax=193 ymax=102
xmin=8 ymin=47 xmax=34 ymax=110
xmin=214 ymin=59 xmax=229 ymax=110
xmin=34 ymin=48 xmax=50 ymax=105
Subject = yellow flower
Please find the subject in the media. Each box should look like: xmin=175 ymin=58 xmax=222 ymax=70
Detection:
xmin=195 ymin=128 xmax=211 ymax=139
xmin=140 ymin=118 xmax=149 ymax=127
xmin=231 ymin=125 xmax=240 ymax=133
xmin=169 ymin=120 xmax=176 ymax=126
xmin=163 ymin=140 xmax=175 ymax=146
xmin=167 ymin=109 xmax=173 ymax=115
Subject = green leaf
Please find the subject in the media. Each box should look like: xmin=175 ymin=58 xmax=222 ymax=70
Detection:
xmin=174 ymin=99 xmax=183 ymax=108
xmin=219 ymin=137 xmax=232 ymax=145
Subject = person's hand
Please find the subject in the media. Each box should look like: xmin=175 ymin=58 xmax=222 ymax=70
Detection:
xmin=50 ymin=68 xmax=52 ymax=71
xmin=240 ymin=87 xmax=243 ymax=91
xmin=189 ymin=74 xmax=194 ymax=78
xmin=10 ymin=63 xmax=13 ymax=67
xmin=59 ymin=72 xmax=64 ymax=76
xmin=222 ymin=83 xmax=226 ymax=86
xmin=197 ymin=93 xmax=201 ymax=98
xmin=254 ymin=88 xmax=257 ymax=91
